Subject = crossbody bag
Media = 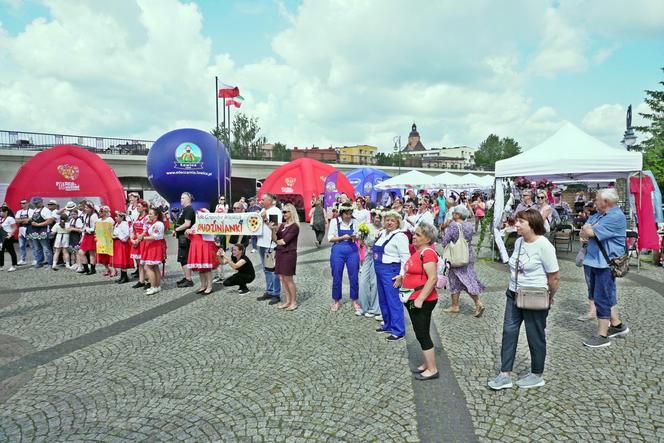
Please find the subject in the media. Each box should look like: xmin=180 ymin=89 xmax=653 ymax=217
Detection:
xmin=595 ymin=237 xmax=629 ymax=278
xmin=514 ymin=239 xmax=550 ymax=310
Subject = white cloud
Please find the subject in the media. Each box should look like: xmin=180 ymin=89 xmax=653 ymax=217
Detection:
xmin=581 ymin=102 xmax=650 ymax=146
xmin=0 ymin=0 xmax=658 ymax=157
xmin=528 ymin=8 xmax=588 ymax=77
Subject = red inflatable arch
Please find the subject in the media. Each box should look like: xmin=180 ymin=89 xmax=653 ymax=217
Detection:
xmin=5 ymin=145 xmax=126 ymax=212
xmin=259 ymin=158 xmax=355 ymax=222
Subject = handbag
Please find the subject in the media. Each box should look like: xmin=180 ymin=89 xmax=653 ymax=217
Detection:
xmin=595 ymin=238 xmax=629 ymax=278
xmin=442 ymin=222 xmax=469 ymax=267
xmin=263 ymin=239 xmax=276 ymax=271
xmin=575 ymin=244 xmax=587 ymax=267
xmin=514 ymin=239 xmax=550 ymax=310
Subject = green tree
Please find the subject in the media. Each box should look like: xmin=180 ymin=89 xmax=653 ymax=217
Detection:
xmin=474 ymin=134 xmax=522 ymax=170
xmin=211 ymin=112 xmax=263 ymax=159
xmin=634 ymin=67 xmax=664 ymax=192
xmin=272 ymin=142 xmax=289 ymax=161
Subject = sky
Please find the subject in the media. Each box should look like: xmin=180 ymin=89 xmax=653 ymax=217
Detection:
xmin=0 ymin=0 xmax=662 ymax=153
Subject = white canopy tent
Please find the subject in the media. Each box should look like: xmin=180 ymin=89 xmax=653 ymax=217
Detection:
xmin=495 ymin=122 xmax=642 ymax=180
xmin=374 ymin=169 xmax=435 ymax=191
xmin=491 ymin=122 xmax=643 ymax=262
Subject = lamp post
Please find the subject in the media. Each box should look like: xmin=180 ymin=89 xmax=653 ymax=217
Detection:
xmin=393 ymin=135 xmax=401 ymax=174
xmin=621 ymin=104 xmax=637 ymax=151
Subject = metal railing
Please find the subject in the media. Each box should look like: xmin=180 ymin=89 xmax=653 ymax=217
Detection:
xmin=0 ymin=130 xmax=154 ymax=155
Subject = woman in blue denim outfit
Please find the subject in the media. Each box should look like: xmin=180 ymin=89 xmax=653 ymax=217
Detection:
xmin=357 ymin=209 xmax=383 ymax=318
xmin=488 ymin=209 xmax=560 ymax=390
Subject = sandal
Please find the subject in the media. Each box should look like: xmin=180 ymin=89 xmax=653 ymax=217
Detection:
xmin=331 ymin=302 xmax=341 ymax=312
xmin=196 ymin=288 xmax=206 ymax=294
xmin=285 ymin=305 xmax=298 ymax=311
xmin=277 ymin=303 xmax=288 ymax=309
xmin=474 ymin=304 xmax=485 ymax=318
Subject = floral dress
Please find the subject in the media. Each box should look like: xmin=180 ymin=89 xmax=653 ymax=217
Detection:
xmin=442 ymin=221 xmax=485 ymax=295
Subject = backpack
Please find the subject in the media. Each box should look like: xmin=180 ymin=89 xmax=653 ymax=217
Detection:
xmin=442 ymin=222 xmax=470 ymax=267
xmin=420 ymin=247 xmax=450 ymax=289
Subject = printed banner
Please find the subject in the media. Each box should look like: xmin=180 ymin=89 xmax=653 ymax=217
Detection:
xmin=323 ymin=171 xmax=341 ymax=209
xmin=95 ymin=220 xmax=114 ymax=255
xmin=194 ymin=212 xmax=264 ymax=236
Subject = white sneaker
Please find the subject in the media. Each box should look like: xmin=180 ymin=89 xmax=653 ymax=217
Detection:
xmin=374 ymin=315 xmax=383 ymax=322
xmin=7 ymin=267 xmax=16 ymax=272
xmin=17 ymin=260 xmax=26 ymax=265
xmin=145 ymin=287 xmax=156 ymax=295
xmin=251 ymin=249 xmax=256 ymax=253
xmin=32 ymin=260 xmax=37 ymax=266
xmin=364 ymin=312 xmax=375 ymax=318
xmin=152 ymin=286 xmax=161 ymax=294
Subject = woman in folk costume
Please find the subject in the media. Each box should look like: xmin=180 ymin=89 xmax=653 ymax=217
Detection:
xmin=140 ymin=207 xmax=166 ymax=295
xmin=77 ymin=202 xmax=99 ymax=275
xmin=186 ymin=208 xmax=219 ymax=295
xmin=112 ymin=211 xmax=133 ymax=284
xmin=95 ymin=206 xmax=115 ymax=277
xmin=130 ymin=200 xmax=149 ymax=289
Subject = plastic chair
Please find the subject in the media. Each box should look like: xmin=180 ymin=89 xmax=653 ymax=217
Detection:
xmin=553 ymin=224 xmax=573 ymax=253
xmin=626 ymin=231 xmax=640 ymax=272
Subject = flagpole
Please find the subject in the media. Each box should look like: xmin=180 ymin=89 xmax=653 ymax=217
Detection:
xmin=215 ymin=76 xmax=221 ymax=203
xmin=228 ymin=101 xmax=232 ymax=202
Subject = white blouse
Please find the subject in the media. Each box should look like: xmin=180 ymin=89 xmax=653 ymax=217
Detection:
xmin=327 ymin=217 xmax=356 ymax=241
xmin=148 ymin=221 xmax=164 ymax=240
xmin=113 ymin=221 xmax=130 ymax=242
xmin=373 ymin=229 xmax=410 ymax=276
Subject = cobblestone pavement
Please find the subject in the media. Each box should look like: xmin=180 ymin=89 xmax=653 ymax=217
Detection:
xmin=0 ymin=227 xmax=662 ymax=442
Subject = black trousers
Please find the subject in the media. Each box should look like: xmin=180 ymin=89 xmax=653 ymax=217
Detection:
xmin=407 ymin=299 xmax=438 ymax=351
xmin=313 ymin=228 xmax=325 ymax=243
xmin=1 ymin=238 xmax=18 ymax=267
xmin=223 ymin=273 xmax=255 ymax=290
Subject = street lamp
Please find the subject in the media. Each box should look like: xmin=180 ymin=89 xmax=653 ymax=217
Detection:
xmin=393 ymin=135 xmax=401 ymax=174
xmin=621 ymin=127 xmax=637 ymax=151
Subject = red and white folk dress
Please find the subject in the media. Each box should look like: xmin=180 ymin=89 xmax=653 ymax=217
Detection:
xmin=112 ymin=220 xmax=133 ymax=269
xmin=186 ymin=232 xmax=219 ymax=272
xmin=130 ymin=214 xmax=148 ymax=261
xmin=79 ymin=213 xmax=99 ymax=252
xmin=141 ymin=221 xmax=165 ymax=266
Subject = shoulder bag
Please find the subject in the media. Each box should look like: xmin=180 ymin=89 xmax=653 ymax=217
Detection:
xmin=442 ymin=222 xmax=469 ymax=267
xmin=514 ymin=239 xmax=550 ymax=310
xmin=594 ymin=238 xmax=629 ymax=278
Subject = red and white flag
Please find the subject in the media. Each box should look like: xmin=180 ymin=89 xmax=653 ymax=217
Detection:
xmin=218 ymin=83 xmax=240 ymax=98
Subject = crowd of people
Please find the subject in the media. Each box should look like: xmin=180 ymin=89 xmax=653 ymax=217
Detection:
xmin=0 ymin=185 xmax=639 ymax=388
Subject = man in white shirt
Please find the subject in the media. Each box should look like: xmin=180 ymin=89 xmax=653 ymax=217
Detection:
xmin=15 ymin=199 xmax=34 ymax=265
xmin=406 ymin=200 xmax=435 ymax=234
xmin=256 ymin=193 xmax=283 ymax=304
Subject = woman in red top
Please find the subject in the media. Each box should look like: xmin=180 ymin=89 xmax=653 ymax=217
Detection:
xmin=402 ymin=221 xmax=439 ymax=381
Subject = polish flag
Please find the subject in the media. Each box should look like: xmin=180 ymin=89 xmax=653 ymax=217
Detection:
xmin=218 ymin=83 xmax=240 ymax=98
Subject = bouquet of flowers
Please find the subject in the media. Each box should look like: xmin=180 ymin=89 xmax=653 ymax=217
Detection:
xmin=355 ymin=222 xmax=370 ymax=241
xmin=514 ymin=177 xmax=532 ymax=190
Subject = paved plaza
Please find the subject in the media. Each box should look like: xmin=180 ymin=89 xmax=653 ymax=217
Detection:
xmin=0 ymin=225 xmax=663 ymax=442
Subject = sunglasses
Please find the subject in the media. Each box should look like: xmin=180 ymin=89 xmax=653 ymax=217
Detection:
xmin=282 ymin=210 xmax=290 ymax=214
xmin=233 ymin=207 xmax=242 ymax=210
xmin=537 ymin=196 xmax=546 ymax=199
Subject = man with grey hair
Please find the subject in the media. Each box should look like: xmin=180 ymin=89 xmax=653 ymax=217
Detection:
xmin=256 ymin=193 xmax=282 ymax=304
xmin=515 ymin=189 xmax=539 ymax=213
xmin=580 ymin=188 xmax=629 ymax=348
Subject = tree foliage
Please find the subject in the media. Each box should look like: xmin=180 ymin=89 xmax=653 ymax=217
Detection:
xmin=474 ymin=134 xmax=522 ymax=170
xmin=211 ymin=112 xmax=264 ymax=159
xmin=634 ymin=67 xmax=664 ymax=192
xmin=272 ymin=142 xmax=290 ymax=162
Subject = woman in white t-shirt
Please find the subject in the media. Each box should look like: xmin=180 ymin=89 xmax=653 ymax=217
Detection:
xmin=488 ymin=208 xmax=560 ymax=391
xmin=0 ymin=206 xmax=18 ymax=271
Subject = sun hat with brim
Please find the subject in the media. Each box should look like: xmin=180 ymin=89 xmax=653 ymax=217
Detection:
xmin=65 ymin=201 xmax=76 ymax=210
xmin=48 ymin=199 xmax=58 ymax=205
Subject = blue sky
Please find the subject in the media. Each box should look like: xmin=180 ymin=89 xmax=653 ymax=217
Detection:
xmin=0 ymin=0 xmax=662 ymax=152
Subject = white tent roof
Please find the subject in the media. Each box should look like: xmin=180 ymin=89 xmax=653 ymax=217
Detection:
xmin=494 ymin=122 xmax=642 ymax=180
xmin=429 ymin=172 xmax=471 ymax=187
xmin=374 ymin=170 xmax=435 ymax=190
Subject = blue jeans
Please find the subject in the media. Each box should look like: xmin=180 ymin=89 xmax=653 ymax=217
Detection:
xmin=500 ymin=290 xmax=549 ymax=374
xmin=31 ymin=236 xmax=53 ymax=266
xmin=258 ymin=246 xmax=281 ymax=298
xmin=374 ymin=261 xmax=405 ymax=337
xmin=19 ymin=234 xmax=29 ymax=262
xmin=251 ymin=236 xmax=258 ymax=251
xmin=583 ymin=265 xmax=616 ymax=319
